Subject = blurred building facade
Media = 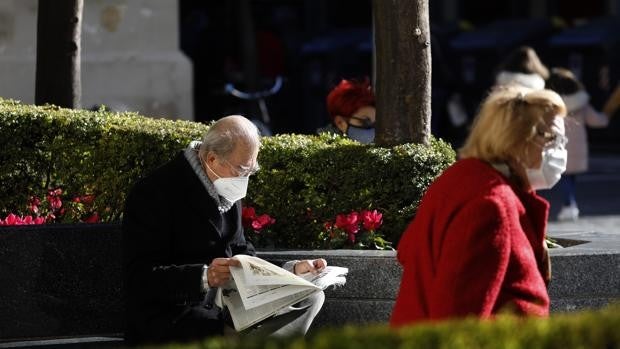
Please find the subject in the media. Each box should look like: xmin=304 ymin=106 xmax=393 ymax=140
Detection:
xmin=1 ymin=0 xmax=619 ymax=148
xmin=0 ymin=0 xmax=192 ymax=120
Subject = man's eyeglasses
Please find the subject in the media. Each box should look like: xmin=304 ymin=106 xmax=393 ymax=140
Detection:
xmin=220 ymin=157 xmax=260 ymax=177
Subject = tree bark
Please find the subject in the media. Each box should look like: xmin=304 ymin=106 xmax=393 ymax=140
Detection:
xmin=373 ymin=0 xmax=431 ymax=145
xmin=35 ymin=0 xmax=83 ymax=109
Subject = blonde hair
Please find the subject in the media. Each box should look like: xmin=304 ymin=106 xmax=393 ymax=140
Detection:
xmin=459 ymin=87 xmax=566 ymax=163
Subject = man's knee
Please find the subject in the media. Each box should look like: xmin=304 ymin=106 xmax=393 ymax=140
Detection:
xmin=303 ymin=290 xmax=325 ymax=315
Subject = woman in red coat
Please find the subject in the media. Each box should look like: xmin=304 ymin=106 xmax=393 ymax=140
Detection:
xmin=390 ymin=86 xmax=568 ymax=326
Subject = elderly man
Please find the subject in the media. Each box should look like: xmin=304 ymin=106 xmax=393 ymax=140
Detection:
xmin=122 ymin=115 xmax=325 ymax=344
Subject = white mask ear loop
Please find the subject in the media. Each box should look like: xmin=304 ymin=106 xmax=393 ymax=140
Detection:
xmin=200 ymin=152 xmax=222 ymax=179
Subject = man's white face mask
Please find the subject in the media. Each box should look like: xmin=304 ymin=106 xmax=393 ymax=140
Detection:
xmin=202 ymin=155 xmax=250 ymax=203
xmin=211 ymin=176 xmax=249 ymax=203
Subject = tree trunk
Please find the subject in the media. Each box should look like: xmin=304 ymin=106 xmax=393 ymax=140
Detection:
xmin=35 ymin=0 xmax=83 ymax=109
xmin=373 ymin=0 xmax=431 ymax=146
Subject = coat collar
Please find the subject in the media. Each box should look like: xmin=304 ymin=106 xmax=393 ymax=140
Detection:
xmin=496 ymin=71 xmax=545 ymax=90
xmin=183 ymin=142 xmax=235 ymax=213
xmin=174 ymin=152 xmax=241 ymax=238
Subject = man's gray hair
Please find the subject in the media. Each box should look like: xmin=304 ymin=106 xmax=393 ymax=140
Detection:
xmin=199 ymin=115 xmax=261 ymax=157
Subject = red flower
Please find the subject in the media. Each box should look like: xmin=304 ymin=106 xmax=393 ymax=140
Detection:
xmin=29 ymin=196 xmax=41 ymax=214
xmin=0 ymin=213 xmax=46 ymax=226
xmin=79 ymin=195 xmax=95 ymax=205
xmin=22 ymin=215 xmax=34 ymax=224
xmin=46 ymin=195 xmax=62 ymax=210
xmin=3 ymin=213 xmax=21 ymax=225
xmin=335 ymin=211 xmax=360 ymax=235
xmin=335 ymin=211 xmax=360 ymax=243
xmin=361 ymin=209 xmax=383 ymax=231
xmin=324 ymin=221 xmax=333 ymax=231
xmin=242 ymin=206 xmax=257 ymax=228
xmin=242 ymin=206 xmax=275 ymax=232
xmin=251 ymin=214 xmax=275 ymax=232
xmin=83 ymin=212 xmax=100 ymax=223
xmin=49 ymin=188 xmax=62 ymax=196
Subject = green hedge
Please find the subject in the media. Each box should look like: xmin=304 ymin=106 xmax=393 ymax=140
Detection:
xmin=0 ymin=99 xmax=208 ymax=222
xmin=0 ymin=98 xmax=455 ymax=247
xmin=249 ymin=133 xmax=455 ymax=247
xmin=147 ymin=303 xmax=620 ymax=349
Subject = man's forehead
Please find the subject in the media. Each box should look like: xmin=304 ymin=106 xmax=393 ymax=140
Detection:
xmin=230 ymin=143 xmax=258 ymax=160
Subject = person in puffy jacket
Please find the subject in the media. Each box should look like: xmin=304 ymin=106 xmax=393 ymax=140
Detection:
xmin=546 ymin=68 xmax=619 ymax=221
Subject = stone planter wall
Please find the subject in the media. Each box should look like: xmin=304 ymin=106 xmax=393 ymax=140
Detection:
xmin=0 ymin=224 xmax=617 ymax=341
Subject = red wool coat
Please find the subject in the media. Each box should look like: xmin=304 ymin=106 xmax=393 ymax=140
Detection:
xmin=390 ymin=158 xmax=550 ymax=327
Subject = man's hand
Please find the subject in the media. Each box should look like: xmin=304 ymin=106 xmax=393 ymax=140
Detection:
xmin=294 ymin=258 xmax=327 ymax=275
xmin=207 ymin=257 xmax=241 ymax=288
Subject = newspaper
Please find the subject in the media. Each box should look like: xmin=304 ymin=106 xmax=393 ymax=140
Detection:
xmin=216 ymin=255 xmax=348 ymax=331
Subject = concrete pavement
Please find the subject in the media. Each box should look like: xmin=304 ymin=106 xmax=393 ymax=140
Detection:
xmin=542 ymin=152 xmax=620 ymax=236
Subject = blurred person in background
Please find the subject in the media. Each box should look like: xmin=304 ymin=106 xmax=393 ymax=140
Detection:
xmin=545 ymin=68 xmax=620 ymax=221
xmin=495 ymin=46 xmax=549 ymax=90
xmin=318 ymin=78 xmax=376 ymax=144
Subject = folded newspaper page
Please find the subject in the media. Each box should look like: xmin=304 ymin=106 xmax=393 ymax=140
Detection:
xmin=218 ymin=255 xmax=348 ymax=331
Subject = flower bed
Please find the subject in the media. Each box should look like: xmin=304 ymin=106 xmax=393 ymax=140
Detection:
xmin=0 ymin=98 xmax=455 ymax=249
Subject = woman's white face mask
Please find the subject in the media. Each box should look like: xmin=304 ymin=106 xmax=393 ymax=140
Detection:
xmin=526 ymin=143 xmax=567 ymax=190
xmin=526 ymin=117 xmax=568 ymax=191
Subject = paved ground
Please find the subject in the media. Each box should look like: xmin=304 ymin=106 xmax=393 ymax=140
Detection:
xmin=542 ymin=152 xmax=620 ymax=236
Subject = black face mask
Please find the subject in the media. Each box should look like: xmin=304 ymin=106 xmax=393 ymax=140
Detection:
xmin=346 ymin=115 xmax=375 ymax=144
xmin=346 ymin=125 xmax=375 ymax=144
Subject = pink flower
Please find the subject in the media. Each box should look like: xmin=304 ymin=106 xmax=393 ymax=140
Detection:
xmin=361 ymin=209 xmax=383 ymax=231
xmin=29 ymin=196 xmax=41 ymax=214
xmin=22 ymin=215 xmax=34 ymax=224
xmin=251 ymin=214 xmax=275 ymax=232
xmin=335 ymin=211 xmax=360 ymax=235
xmin=4 ymin=213 xmax=21 ymax=225
xmin=49 ymin=188 xmax=62 ymax=196
xmin=0 ymin=213 xmax=46 ymax=226
xmin=46 ymin=188 xmax=63 ymax=210
xmin=46 ymin=195 xmax=62 ymax=210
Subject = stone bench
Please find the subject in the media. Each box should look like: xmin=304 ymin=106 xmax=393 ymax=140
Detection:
xmin=0 ymin=224 xmax=618 ymax=347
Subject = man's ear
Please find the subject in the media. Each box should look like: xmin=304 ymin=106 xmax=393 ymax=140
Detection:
xmin=205 ymin=151 xmax=218 ymax=166
xmin=333 ymin=115 xmax=348 ymax=133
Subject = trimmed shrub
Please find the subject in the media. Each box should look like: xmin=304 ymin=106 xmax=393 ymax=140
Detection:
xmin=248 ymin=133 xmax=455 ymax=247
xmin=0 ymin=99 xmax=455 ymax=247
xmin=0 ymin=99 xmax=208 ymax=222
xmin=148 ymin=303 xmax=620 ymax=349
